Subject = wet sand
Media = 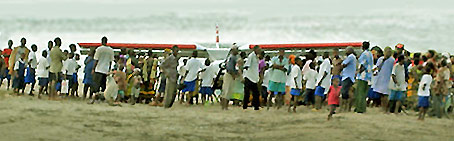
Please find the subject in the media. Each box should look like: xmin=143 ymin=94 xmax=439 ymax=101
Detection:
xmin=0 ymin=86 xmax=453 ymax=141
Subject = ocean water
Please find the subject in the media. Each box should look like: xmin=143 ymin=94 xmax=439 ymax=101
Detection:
xmin=0 ymin=0 xmax=453 ymax=54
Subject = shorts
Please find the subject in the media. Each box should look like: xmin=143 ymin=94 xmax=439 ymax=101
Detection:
xmin=199 ymin=87 xmax=213 ymax=96
xmin=329 ymin=104 xmax=339 ymax=107
xmin=92 ymin=72 xmax=107 ymax=93
xmin=182 ymin=80 xmax=196 ymax=93
xmin=367 ymin=88 xmax=380 ymax=99
xmin=418 ymin=96 xmax=430 ymax=108
xmin=290 ymin=88 xmax=301 ymax=96
xmin=2 ymin=69 xmax=11 ymax=80
xmin=269 ymin=81 xmax=285 ymax=93
xmin=340 ymin=78 xmax=353 ymax=99
xmin=304 ymin=88 xmax=315 ymax=105
xmin=24 ymin=68 xmax=35 ymax=84
xmin=67 ymin=75 xmax=74 ymax=88
xmin=389 ymin=90 xmax=404 ymax=101
xmin=118 ymin=90 xmax=125 ymax=98
xmin=38 ymin=77 xmax=49 ymax=86
xmin=49 ymin=72 xmax=62 ymax=82
xmin=314 ymin=86 xmax=325 ymax=97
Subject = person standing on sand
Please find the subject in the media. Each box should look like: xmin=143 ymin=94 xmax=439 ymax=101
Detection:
xmin=49 ymin=37 xmax=67 ymax=100
xmin=314 ymin=52 xmax=331 ymax=111
xmin=417 ymin=68 xmax=432 ymax=121
xmin=12 ymin=53 xmax=26 ymax=95
xmin=1 ymin=40 xmax=13 ymax=89
xmin=161 ymin=46 xmax=180 ymax=108
xmin=243 ymin=45 xmax=261 ymax=110
xmin=182 ymin=51 xmax=203 ymax=105
xmin=24 ymin=44 xmax=38 ymax=96
xmin=327 ymin=78 xmax=342 ymax=120
xmin=88 ymin=37 xmax=114 ymax=104
xmin=268 ymin=48 xmax=288 ymax=110
xmin=354 ymin=42 xmax=374 ymax=113
xmin=37 ymin=50 xmax=50 ymax=99
xmin=287 ymin=57 xmax=303 ymax=113
xmin=372 ymin=47 xmax=395 ymax=113
xmin=83 ymin=49 xmax=95 ymax=99
xmin=340 ymin=47 xmax=356 ymax=112
xmin=9 ymin=38 xmax=30 ymax=81
xmin=221 ymin=46 xmax=239 ymax=110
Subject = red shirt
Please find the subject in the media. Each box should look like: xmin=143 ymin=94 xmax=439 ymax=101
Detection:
xmin=327 ymin=85 xmax=342 ymax=105
xmin=2 ymin=48 xmax=12 ymax=67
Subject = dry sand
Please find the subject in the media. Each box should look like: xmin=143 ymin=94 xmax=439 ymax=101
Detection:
xmin=0 ymin=86 xmax=454 ymax=141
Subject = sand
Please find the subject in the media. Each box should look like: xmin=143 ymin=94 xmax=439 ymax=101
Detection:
xmin=0 ymin=86 xmax=454 ymax=141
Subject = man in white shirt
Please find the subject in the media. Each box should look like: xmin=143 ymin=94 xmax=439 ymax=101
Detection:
xmin=314 ymin=52 xmax=331 ymax=111
xmin=89 ymin=37 xmax=114 ymax=104
xmin=288 ymin=57 xmax=303 ymax=112
xmin=25 ymin=44 xmax=38 ymax=96
xmin=243 ymin=45 xmax=261 ymax=110
xmin=182 ymin=51 xmax=203 ymax=105
xmin=389 ymin=55 xmax=407 ymax=114
xmin=37 ymin=50 xmax=50 ymax=98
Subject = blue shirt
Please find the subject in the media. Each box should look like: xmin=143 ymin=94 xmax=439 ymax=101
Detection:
xmin=341 ymin=54 xmax=357 ymax=82
xmin=356 ymin=50 xmax=374 ymax=81
xmin=372 ymin=56 xmax=395 ymax=94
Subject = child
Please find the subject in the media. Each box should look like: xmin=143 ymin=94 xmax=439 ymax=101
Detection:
xmin=37 ymin=50 xmax=50 ymax=99
xmin=62 ymin=53 xmax=77 ymax=97
xmin=24 ymin=44 xmax=37 ymax=96
xmin=199 ymin=59 xmax=217 ymax=105
xmin=417 ymin=68 xmax=432 ymax=120
xmin=114 ymin=65 xmax=127 ymax=103
xmin=288 ymin=57 xmax=303 ymax=113
xmin=13 ymin=53 xmax=26 ymax=95
xmin=129 ymin=68 xmax=142 ymax=105
xmin=73 ymin=54 xmax=81 ymax=97
xmin=388 ymin=55 xmax=407 ymax=114
xmin=327 ymin=78 xmax=342 ymax=120
xmin=303 ymin=62 xmax=317 ymax=109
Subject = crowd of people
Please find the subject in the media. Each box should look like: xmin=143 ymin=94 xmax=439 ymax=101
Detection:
xmin=1 ymin=37 xmax=453 ymax=121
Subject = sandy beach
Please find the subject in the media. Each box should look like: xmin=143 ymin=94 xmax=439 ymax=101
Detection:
xmin=0 ymin=85 xmax=453 ymax=141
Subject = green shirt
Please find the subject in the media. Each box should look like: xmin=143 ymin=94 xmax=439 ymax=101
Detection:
xmin=49 ymin=46 xmax=67 ymax=73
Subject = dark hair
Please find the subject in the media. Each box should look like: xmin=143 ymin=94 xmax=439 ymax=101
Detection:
xmin=309 ymin=62 xmax=315 ymax=69
xmin=440 ymin=59 xmax=447 ymax=67
xmin=205 ymin=59 xmax=211 ymax=66
xmin=192 ymin=51 xmax=198 ymax=57
xmin=397 ymin=55 xmax=405 ymax=62
xmin=362 ymin=41 xmax=370 ymax=50
xmin=422 ymin=55 xmax=428 ymax=62
xmin=102 ymin=36 xmax=108 ymax=43
xmin=428 ymin=50 xmax=435 ymax=58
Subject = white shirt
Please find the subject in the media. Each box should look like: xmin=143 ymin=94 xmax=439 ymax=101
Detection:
xmin=418 ymin=74 xmax=432 ymax=96
xmin=262 ymin=69 xmax=271 ymax=87
xmin=244 ymin=52 xmax=259 ymax=83
xmin=316 ymin=58 xmax=331 ymax=89
xmin=389 ymin=64 xmax=407 ymax=91
xmin=94 ymin=46 xmax=114 ymax=74
xmin=303 ymin=68 xmax=318 ymax=89
xmin=288 ymin=65 xmax=302 ymax=89
xmin=14 ymin=58 xmax=24 ymax=70
xmin=37 ymin=57 xmax=50 ymax=78
xmin=28 ymin=51 xmax=37 ymax=69
xmin=200 ymin=65 xmax=217 ymax=87
xmin=184 ymin=58 xmax=203 ymax=82
xmin=63 ymin=59 xmax=78 ymax=75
